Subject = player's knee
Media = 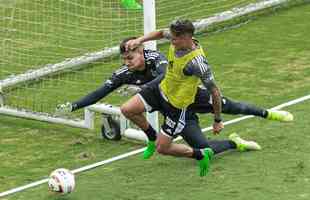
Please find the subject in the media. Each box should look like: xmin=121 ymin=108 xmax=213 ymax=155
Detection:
xmin=120 ymin=104 xmax=132 ymax=118
xmin=156 ymin=144 xmax=170 ymax=155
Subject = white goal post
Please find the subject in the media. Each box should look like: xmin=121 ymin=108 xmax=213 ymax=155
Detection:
xmin=0 ymin=0 xmax=297 ymax=140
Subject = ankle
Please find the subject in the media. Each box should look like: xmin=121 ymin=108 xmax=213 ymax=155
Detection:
xmin=144 ymin=125 xmax=157 ymax=141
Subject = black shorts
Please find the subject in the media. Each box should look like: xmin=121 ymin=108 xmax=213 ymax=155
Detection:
xmin=188 ymin=87 xmax=228 ymax=113
xmin=138 ymin=84 xmax=198 ymax=138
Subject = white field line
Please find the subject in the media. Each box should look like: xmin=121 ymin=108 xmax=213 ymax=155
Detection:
xmin=0 ymin=94 xmax=309 ymax=198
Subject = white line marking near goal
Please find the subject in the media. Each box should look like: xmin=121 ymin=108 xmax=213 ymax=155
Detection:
xmin=0 ymin=94 xmax=309 ymax=198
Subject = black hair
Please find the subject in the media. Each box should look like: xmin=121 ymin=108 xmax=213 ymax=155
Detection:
xmin=119 ymin=36 xmax=138 ymax=54
xmin=169 ymin=19 xmax=195 ymax=37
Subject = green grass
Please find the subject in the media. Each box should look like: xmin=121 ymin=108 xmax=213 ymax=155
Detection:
xmin=0 ymin=2 xmax=310 ymax=200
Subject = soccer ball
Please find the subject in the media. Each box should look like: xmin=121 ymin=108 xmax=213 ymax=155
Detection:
xmin=48 ymin=168 xmax=75 ymax=194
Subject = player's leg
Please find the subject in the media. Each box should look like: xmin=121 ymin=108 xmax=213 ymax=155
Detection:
xmin=154 ymin=107 xmax=197 ymax=157
xmin=190 ymin=88 xmax=293 ymax=121
xmin=223 ymin=96 xmax=293 ymax=121
xmin=121 ymin=95 xmax=147 ymax=129
xmin=121 ymin=97 xmax=158 ymax=160
xmin=153 ymin=127 xmax=213 ymax=178
xmin=155 ymin=131 xmax=212 ymax=177
xmin=181 ymin=119 xmax=261 ymax=176
xmin=182 ymin=121 xmax=261 ymax=153
xmin=190 ymin=87 xmax=267 ymax=117
xmin=181 ymin=120 xmax=236 ymax=154
xmin=179 ymin=119 xmax=216 ymax=177
xmin=121 ymin=94 xmax=157 ymax=140
xmin=121 ymin=96 xmax=157 ymax=159
xmin=150 ymin=106 xmax=210 ymax=159
xmin=121 ymin=85 xmax=163 ymax=159
xmin=156 ymin=131 xmax=193 ymax=157
xmin=222 ymin=96 xmax=267 ymax=117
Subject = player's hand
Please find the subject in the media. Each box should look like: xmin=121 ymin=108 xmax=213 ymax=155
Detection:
xmin=125 ymin=39 xmax=142 ymax=51
xmin=118 ymin=85 xmax=141 ymax=96
xmin=126 ymin=85 xmax=141 ymax=95
xmin=212 ymin=121 xmax=224 ymax=135
xmin=55 ymin=102 xmax=72 ymax=115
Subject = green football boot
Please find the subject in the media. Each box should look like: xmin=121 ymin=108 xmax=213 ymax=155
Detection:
xmin=143 ymin=140 xmax=155 ymax=159
xmin=267 ymin=110 xmax=293 ymax=122
xmin=229 ymin=133 xmax=262 ymax=152
xmin=198 ymin=148 xmax=214 ymax=177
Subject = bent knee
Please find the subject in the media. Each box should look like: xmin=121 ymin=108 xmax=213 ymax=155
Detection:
xmin=156 ymin=144 xmax=170 ymax=155
xmin=120 ymin=96 xmax=145 ymax=117
xmin=120 ymin=104 xmax=132 ymax=117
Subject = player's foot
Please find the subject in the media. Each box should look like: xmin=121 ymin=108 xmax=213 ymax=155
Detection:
xmin=143 ymin=140 xmax=155 ymax=159
xmin=198 ymin=148 xmax=214 ymax=177
xmin=229 ymin=133 xmax=261 ymax=151
xmin=266 ymin=110 xmax=293 ymax=122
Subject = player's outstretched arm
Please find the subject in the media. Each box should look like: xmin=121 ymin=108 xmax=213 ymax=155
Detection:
xmin=55 ymin=72 xmax=124 ymax=114
xmin=55 ymin=84 xmax=113 ymax=115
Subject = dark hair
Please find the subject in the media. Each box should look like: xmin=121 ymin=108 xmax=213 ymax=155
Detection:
xmin=169 ymin=19 xmax=195 ymax=37
xmin=119 ymin=36 xmax=138 ymax=54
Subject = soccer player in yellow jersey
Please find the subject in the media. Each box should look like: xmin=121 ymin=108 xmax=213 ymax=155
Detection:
xmin=121 ymin=20 xmax=288 ymax=176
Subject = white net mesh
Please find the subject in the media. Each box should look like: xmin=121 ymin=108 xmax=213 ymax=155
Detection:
xmin=156 ymin=0 xmax=260 ymax=29
xmin=0 ymin=0 xmax=143 ymax=117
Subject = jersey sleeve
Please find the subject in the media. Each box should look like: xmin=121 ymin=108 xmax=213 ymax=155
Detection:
xmin=183 ymin=55 xmax=216 ymax=91
xmin=144 ymin=54 xmax=168 ymax=87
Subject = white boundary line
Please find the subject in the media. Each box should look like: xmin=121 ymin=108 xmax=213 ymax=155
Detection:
xmin=0 ymin=94 xmax=309 ymax=198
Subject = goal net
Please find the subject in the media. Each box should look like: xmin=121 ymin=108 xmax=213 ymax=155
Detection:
xmin=0 ymin=0 xmax=144 ymax=127
xmin=0 ymin=0 xmax=294 ymax=131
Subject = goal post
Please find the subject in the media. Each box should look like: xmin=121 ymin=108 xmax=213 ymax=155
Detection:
xmin=143 ymin=0 xmax=159 ymax=132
